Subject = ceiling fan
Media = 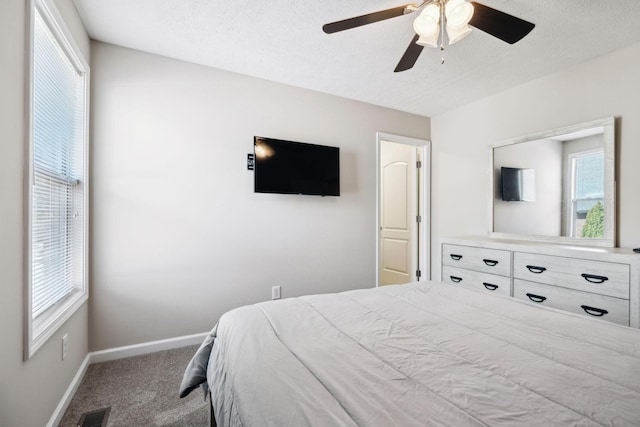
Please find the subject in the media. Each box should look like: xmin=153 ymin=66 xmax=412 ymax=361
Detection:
xmin=322 ymin=0 xmax=535 ymax=72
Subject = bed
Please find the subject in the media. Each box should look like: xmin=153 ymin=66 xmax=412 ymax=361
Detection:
xmin=180 ymin=281 xmax=640 ymax=426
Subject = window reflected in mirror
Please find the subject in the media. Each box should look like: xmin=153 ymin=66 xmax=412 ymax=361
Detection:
xmin=569 ymin=149 xmax=604 ymax=238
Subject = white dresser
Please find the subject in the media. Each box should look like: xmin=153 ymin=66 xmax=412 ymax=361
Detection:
xmin=441 ymin=237 xmax=640 ymax=328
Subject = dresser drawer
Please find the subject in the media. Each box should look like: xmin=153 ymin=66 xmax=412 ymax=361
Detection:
xmin=513 ymin=252 xmax=630 ymax=299
xmin=442 ymin=244 xmax=511 ymax=277
xmin=443 ymin=266 xmax=511 ymax=296
xmin=514 ymin=279 xmax=629 ymax=326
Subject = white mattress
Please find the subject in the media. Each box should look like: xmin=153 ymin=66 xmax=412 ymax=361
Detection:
xmin=207 ymin=281 xmax=640 ymax=426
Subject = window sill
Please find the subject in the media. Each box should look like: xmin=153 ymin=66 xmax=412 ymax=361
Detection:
xmin=26 ymin=288 xmax=88 ymax=360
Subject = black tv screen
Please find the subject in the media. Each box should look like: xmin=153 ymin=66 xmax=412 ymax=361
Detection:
xmin=254 ymin=136 xmax=340 ymax=196
xmin=501 ymin=167 xmax=535 ymax=202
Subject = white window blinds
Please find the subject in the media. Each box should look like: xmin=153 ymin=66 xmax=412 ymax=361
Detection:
xmin=31 ymin=8 xmax=86 ymax=319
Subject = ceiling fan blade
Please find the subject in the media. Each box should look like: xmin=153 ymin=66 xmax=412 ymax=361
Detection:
xmin=394 ymin=34 xmax=424 ymax=72
xmin=469 ymin=2 xmax=535 ymax=44
xmin=323 ymin=5 xmax=414 ymax=34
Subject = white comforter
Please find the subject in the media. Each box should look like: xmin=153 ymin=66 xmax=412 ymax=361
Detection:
xmin=207 ymin=281 xmax=640 ymax=426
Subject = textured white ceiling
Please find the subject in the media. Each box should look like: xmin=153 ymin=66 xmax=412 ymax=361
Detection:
xmin=73 ymin=0 xmax=640 ymax=117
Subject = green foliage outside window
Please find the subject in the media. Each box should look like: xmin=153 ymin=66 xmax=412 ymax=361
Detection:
xmin=582 ymin=201 xmax=604 ymax=238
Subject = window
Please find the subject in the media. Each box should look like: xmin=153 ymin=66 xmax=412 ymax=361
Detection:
xmin=25 ymin=0 xmax=89 ymax=359
xmin=568 ymin=149 xmax=604 ymax=238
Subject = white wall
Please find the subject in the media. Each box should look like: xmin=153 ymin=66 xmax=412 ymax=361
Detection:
xmin=0 ymin=1 xmax=90 ymax=426
xmin=431 ymin=41 xmax=640 ymax=280
xmin=89 ymin=42 xmax=430 ymax=351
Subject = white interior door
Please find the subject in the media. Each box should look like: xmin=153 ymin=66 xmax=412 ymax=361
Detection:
xmin=379 ymin=140 xmax=418 ymax=286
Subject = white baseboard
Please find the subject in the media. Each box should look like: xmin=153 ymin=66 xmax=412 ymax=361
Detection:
xmin=89 ymin=332 xmax=208 ymax=364
xmin=46 ymin=332 xmax=208 ymax=426
xmin=46 ymin=353 xmax=91 ymax=427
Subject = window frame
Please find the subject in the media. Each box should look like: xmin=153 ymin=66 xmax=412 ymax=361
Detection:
xmin=24 ymin=0 xmax=90 ymax=360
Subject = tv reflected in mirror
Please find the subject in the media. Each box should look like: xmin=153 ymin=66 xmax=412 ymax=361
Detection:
xmin=501 ymin=167 xmax=536 ymax=202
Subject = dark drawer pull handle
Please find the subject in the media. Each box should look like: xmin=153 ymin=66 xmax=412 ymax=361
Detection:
xmin=449 ymin=276 xmax=462 ymax=283
xmin=581 ymin=305 xmax=608 ymax=317
xmin=483 ymin=282 xmax=499 ymax=291
xmin=450 ymin=254 xmax=463 ymax=261
xmin=526 ymin=293 xmax=547 ymax=303
xmin=526 ymin=265 xmax=547 ymax=274
xmin=483 ymin=259 xmax=498 ymax=267
xmin=581 ymin=273 xmax=609 ymax=284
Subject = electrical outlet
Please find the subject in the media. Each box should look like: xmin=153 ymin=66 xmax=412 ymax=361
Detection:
xmin=271 ymin=286 xmax=281 ymax=300
xmin=62 ymin=333 xmax=68 ymax=360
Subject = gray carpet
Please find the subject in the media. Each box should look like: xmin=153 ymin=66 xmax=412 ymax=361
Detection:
xmin=58 ymin=345 xmax=208 ymax=427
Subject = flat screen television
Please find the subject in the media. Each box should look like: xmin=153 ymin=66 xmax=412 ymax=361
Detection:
xmin=254 ymin=136 xmax=340 ymax=196
xmin=501 ymin=167 xmax=535 ymax=202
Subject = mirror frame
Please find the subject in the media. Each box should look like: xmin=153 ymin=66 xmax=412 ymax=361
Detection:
xmin=489 ymin=117 xmax=616 ymax=247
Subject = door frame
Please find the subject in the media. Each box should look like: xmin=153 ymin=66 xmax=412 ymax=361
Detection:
xmin=375 ymin=132 xmax=431 ymax=286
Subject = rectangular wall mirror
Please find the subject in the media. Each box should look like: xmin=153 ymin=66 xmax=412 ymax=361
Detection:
xmin=490 ymin=117 xmax=615 ymax=247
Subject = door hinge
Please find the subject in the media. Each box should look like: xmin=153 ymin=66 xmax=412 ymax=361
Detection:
xmin=416 ymin=160 xmax=422 ymax=168
xmin=416 ymin=215 xmax=421 ymax=223
xmin=416 ymin=269 xmax=422 ymax=279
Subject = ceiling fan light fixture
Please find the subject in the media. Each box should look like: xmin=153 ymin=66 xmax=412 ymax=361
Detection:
xmin=446 ymin=23 xmax=472 ymax=45
xmin=445 ymin=0 xmax=474 ymax=29
xmin=413 ymin=4 xmax=440 ymax=47
xmin=412 ymin=15 xmax=438 ymax=37
xmin=322 ymin=0 xmax=535 ymax=72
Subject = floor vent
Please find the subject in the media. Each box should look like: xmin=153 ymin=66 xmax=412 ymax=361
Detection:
xmin=77 ymin=407 xmax=110 ymax=427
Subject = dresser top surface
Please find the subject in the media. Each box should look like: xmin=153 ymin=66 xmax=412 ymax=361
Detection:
xmin=441 ymin=236 xmax=640 ymax=262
